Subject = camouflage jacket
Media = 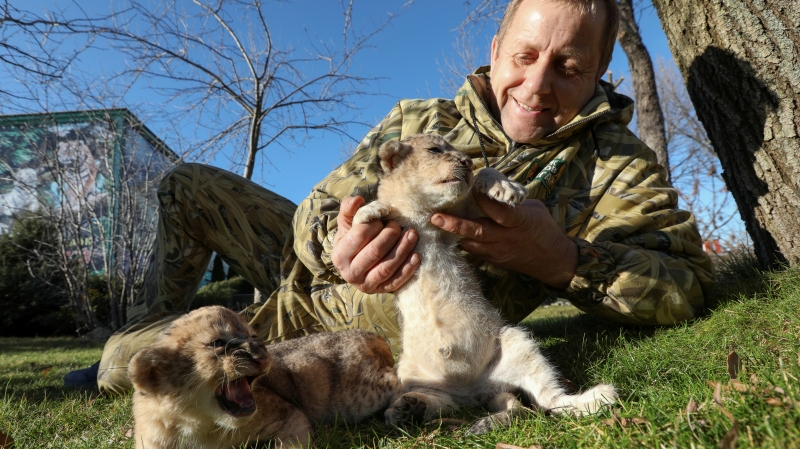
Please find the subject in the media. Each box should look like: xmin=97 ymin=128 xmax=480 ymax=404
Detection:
xmin=292 ymin=67 xmax=715 ymax=326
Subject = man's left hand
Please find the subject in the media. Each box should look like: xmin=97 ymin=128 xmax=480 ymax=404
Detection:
xmin=430 ymin=193 xmax=578 ymax=290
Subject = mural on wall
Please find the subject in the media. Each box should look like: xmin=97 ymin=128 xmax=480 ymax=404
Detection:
xmin=0 ymin=114 xmax=174 ymax=272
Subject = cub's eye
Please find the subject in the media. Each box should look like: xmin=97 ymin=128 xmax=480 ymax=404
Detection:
xmin=208 ymin=339 xmax=227 ymax=348
xmin=427 ymin=147 xmax=442 ymax=154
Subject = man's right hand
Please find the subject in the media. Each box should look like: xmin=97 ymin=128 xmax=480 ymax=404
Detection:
xmin=331 ymin=196 xmax=420 ymax=293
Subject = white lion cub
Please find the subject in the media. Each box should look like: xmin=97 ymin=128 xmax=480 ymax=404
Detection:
xmin=353 ymin=134 xmax=617 ymax=434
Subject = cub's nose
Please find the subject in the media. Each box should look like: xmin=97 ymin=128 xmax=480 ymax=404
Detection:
xmin=460 ymin=157 xmax=473 ymax=169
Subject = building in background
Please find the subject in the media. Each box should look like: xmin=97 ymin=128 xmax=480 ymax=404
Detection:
xmin=0 ymin=108 xmax=179 ymax=272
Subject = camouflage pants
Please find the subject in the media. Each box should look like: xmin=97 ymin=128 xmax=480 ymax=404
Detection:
xmin=97 ymin=163 xmax=402 ymax=395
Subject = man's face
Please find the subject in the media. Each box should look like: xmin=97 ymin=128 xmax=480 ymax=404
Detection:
xmin=489 ymin=0 xmax=606 ymax=143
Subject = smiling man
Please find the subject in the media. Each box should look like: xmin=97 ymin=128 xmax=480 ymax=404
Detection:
xmin=71 ymin=0 xmax=715 ymax=395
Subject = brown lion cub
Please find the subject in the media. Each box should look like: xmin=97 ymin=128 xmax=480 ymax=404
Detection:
xmin=128 ymin=306 xmax=400 ymax=449
xmin=354 ymin=134 xmax=617 ymax=434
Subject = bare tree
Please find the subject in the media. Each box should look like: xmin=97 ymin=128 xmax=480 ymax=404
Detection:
xmin=0 ymin=0 xmax=99 ymax=100
xmin=88 ymin=0 xmax=395 ymax=180
xmin=652 ymin=0 xmax=800 ymax=268
xmin=616 ymin=0 xmax=669 ymax=177
xmin=1 ymin=107 xmax=173 ymax=332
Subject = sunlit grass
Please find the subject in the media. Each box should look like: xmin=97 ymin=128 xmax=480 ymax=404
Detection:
xmin=2 ymin=258 xmax=798 ymax=448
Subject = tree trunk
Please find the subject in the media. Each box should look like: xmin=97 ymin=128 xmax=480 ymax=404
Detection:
xmin=617 ymin=0 xmax=670 ymax=179
xmin=651 ymin=0 xmax=800 ymax=268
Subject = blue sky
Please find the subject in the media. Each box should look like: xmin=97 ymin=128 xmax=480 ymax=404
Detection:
xmin=5 ymin=0 xmax=676 ymax=205
xmin=242 ymin=0 xmax=676 ymax=204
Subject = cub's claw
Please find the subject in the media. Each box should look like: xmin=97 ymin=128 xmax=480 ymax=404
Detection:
xmin=473 ymin=168 xmax=527 ymax=205
xmin=385 ymin=393 xmax=428 ymax=427
xmin=352 ymin=201 xmax=391 ymax=225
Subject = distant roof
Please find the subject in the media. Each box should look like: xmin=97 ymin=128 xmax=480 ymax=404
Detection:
xmin=0 ymin=108 xmax=179 ymax=162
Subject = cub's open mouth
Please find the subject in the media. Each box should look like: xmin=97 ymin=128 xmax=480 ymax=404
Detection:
xmin=215 ymin=376 xmax=257 ymax=417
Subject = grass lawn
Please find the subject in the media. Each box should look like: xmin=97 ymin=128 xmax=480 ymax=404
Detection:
xmin=1 ymin=256 xmax=799 ymax=448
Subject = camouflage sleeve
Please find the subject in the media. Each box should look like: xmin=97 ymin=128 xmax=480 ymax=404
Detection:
xmin=292 ymin=103 xmax=406 ymax=283
xmin=563 ymin=150 xmax=716 ymax=326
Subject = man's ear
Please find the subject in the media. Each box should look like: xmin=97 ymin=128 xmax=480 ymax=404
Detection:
xmin=378 ymin=140 xmax=413 ymax=173
xmin=128 ymin=345 xmax=174 ymax=394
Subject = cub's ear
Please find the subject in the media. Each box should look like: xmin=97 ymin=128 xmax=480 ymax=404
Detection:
xmin=128 ymin=345 xmax=177 ymax=394
xmin=378 ymin=140 xmax=413 ymax=173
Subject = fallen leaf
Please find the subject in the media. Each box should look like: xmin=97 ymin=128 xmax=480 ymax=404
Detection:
xmin=765 ymin=397 xmax=783 ymax=407
xmin=40 ymin=367 xmax=52 ymax=377
xmin=718 ymin=421 xmax=740 ymax=449
xmin=729 ymin=379 xmax=750 ymax=392
xmin=630 ymin=418 xmax=649 ymax=425
xmin=713 ymin=382 xmax=724 ymax=405
xmin=0 ymin=430 xmax=13 ymax=448
xmin=796 ymin=352 xmax=799 ymax=368
xmin=495 ymin=444 xmax=542 ymax=449
xmin=750 ymin=373 xmax=760 ymax=384
xmin=772 ymin=386 xmax=786 ymax=395
xmin=727 ymin=351 xmax=741 ymax=379
xmin=86 ymin=397 xmax=96 ymax=406
xmin=686 ymin=399 xmax=698 ymax=414
xmin=124 ymin=427 xmax=134 ymax=438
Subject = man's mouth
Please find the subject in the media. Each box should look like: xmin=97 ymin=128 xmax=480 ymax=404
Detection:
xmin=515 ymin=98 xmax=546 ymax=113
xmin=215 ymin=376 xmax=258 ymax=417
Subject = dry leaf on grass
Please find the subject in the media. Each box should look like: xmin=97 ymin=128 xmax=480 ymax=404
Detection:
xmin=686 ymin=398 xmax=698 ymax=414
xmin=124 ymin=427 xmax=134 ymax=438
xmin=718 ymin=421 xmax=740 ymax=449
xmin=0 ymin=431 xmax=13 ymax=448
xmin=496 ymin=443 xmax=543 ymax=449
xmin=765 ymin=397 xmax=784 ymax=406
xmin=41 ymin=367 xmax=52 ymax=377
xmin=602 ymin=408 xmax=648 ymax=428
xmin=727 ymin=350 xmax=741 ymax=379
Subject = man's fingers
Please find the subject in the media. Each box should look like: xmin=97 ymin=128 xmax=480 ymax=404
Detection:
xmin=473 ymin=192 xmax=528 ymax=227
xmin=337 ymin=196 xmax=366 ymax=235
xmin=376 ymin=251 xmax=421 ymax=292
xmin=348 ymin=221 xmax=404 ymax=281
xmin=364 ymin=229 xmax=419 ymax=291
xmin=431 ymin=213 xmax=492 ymax=241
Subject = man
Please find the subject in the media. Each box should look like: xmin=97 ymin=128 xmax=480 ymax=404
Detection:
xmin=66 ymin=0 xmax=715 ymax=394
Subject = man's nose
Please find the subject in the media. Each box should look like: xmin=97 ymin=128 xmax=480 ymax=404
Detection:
xmin=522 ymin=59 xmax=553 ymax=95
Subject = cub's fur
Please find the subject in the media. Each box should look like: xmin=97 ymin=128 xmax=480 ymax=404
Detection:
xmin=128 ymin=306 xmax=400 ymax=448
xmin=353 ymin=134 xmax=617 ymax=434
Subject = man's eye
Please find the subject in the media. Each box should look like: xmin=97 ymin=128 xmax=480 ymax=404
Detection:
xmin=514 ymin=55 xmax=535 ymax=65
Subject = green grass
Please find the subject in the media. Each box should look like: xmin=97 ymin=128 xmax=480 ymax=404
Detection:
xmin=2 ymin=258 xmax=799 ymax=448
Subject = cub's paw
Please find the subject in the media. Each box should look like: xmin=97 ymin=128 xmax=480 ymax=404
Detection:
xmin=473 ymin=168 xmax=526 ymax=205
xmin=384 ymin=392 xmax=428 ymax=427
xmin=352 ymin=201 xmax=390 ymax=225
xmin=556 ymin=383 xmax=618 ymax=416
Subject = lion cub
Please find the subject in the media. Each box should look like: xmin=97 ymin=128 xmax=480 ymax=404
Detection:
xmin=353 ymin=134 xmax=617 ymax=434
xmin=128 ymin=306 xmax=400 ymax=449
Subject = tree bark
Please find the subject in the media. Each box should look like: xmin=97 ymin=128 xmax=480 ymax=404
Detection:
xmin=617 ymin=0 xmax=671 ymax=179
xmin=651 ymin=0 xmax=800 ymax=268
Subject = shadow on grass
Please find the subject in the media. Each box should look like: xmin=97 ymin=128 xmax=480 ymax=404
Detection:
xmin=521 ymin=312 xmax=656 ymax=388
xmin=518 ymin=248 xmax=771 ymax=389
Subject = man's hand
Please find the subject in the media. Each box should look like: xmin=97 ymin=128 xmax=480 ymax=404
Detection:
xmin=332 ymin=196 xmax=420 ymax=293
xmin=430 ymin=193 xmax=578 ymax=289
